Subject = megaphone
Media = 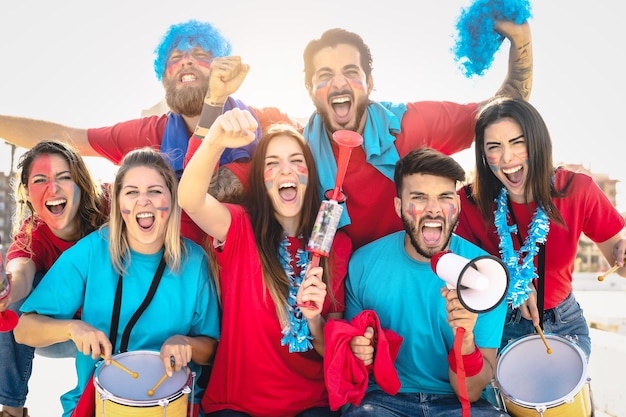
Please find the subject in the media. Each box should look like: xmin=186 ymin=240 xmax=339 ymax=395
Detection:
xmin=430 ymin=250 xmax=509 ymax=313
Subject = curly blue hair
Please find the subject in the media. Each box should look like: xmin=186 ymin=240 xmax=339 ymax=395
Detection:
xmin=452 ymin=0 xmax=532 ymax=78
xmin=153 ymin=19 xmax=232 ymax=81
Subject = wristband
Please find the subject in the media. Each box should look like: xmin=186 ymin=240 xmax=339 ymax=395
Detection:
xmin=193 ymin=126 xmax=209 ymax=140
xmin=203 ymin=98 xmax=225 ymax=107
xmin=448 ymin=344 xmax=483 ymax=377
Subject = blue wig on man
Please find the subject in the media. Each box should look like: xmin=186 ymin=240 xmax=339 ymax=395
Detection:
xmin=153 ymin=20 xmax=232 ymax=81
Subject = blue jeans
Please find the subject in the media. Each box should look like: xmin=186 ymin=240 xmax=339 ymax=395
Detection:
xmin=499 ymin=291 xmax=591 ymax=360
xmin=207 ymin=407 xmax=340 ymax=417
xmin=342 ymin=390 xmax=510 ymax=417
xmin=0 ymin=272 xmax=76 ymax=407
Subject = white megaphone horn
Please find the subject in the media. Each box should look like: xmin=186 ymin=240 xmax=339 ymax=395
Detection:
xmin=430 ymin=250 xmax=509 ymax=313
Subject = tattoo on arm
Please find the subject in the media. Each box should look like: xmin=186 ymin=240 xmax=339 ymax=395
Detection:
xmin=209 ymin=166 xmax=247 ymax=204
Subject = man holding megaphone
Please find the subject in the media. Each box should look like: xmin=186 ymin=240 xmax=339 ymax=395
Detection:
xmin=343 ymin=148 xmax=510 ymax=416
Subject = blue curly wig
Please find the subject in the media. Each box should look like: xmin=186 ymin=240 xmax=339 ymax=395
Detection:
xmin=453 ymin=0 xmax=532 ymax=78
xmin=153 ymin=20 xmax=232 ymax=81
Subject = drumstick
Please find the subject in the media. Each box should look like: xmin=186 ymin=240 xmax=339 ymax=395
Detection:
xmin=147 ymin=372 xmax=168 ymax=396
xmin=535 ymin=325 xmax=553 ymax=354
xmin=597 ymin=264 xmax=620 ymax=281
xmin=100 ymin=354 xmax=139 ymax=378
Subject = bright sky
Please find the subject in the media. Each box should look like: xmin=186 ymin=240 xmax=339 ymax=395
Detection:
xmin=0 ymin=0 xmax=624 ymax=210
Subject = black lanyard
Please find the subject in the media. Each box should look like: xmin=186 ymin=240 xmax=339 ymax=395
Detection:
xmin=507 ymin=199 xmax=546 ymax=328
xmin=109 ymin=255 xmax=166 ymax=353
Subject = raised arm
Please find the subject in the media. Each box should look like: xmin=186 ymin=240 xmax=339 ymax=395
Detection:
xmin=481 ymin=21 xmax=533 ymax=108
xmin=0 ymin=115 xmax=97 ymax=155
xmin=178 ymin=108 xmax=258 ymax=242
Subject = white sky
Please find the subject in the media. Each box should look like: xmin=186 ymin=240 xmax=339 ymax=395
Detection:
xmin=0 ymin=0 xmax=624 ymax=210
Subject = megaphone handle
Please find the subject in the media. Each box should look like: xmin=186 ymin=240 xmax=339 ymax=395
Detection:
xmin=453 ymin=327 xmax=471 ymax=417
xmin=295 ymin=254 xmax=321 ymax=310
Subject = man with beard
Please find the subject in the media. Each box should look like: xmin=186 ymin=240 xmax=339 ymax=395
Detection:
xmin=0 ymin=20 xmax=296 ymax=245
xmin=206 ymin=22 xmax=532 ymax=252
xmin=342 ymin=148 xmax=508 ymax=416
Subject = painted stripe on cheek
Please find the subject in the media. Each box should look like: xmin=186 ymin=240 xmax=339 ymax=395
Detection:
xmin=348 ymin=79 xmax=365 ymax=91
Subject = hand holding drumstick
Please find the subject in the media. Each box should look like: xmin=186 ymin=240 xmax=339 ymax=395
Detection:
xmin=597 ymin=254 xmax=626 ymax=282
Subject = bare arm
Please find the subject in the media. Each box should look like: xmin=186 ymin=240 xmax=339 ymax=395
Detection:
xmin=0 ymin=115 xmax=97 ymax=155
xmin=596 ymin=233 xmax=626 ymax=277
xmin=0 ymin=258 xmax=36 ymax=310
xmin=15 ymin=313 xmax=113 ymax=361
xmin=478 ymin=21 xmax=533 ymax=110
xmin=178 ymin=108 xmax=258 ymax=242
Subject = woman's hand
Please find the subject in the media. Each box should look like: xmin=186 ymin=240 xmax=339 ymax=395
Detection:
xmin=296 ymin=265 xmax=326 ymax=319
xmin=161 ymin=335 xmax=194 ymax=376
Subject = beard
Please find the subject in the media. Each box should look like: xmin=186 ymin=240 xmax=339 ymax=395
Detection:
xmin=401 ymin=212 xmax=457 ymax=259
xmin=313 ymin=92 xmax=369 ymax=134
xmin=163 ymin=71 xmax=209 ymax=116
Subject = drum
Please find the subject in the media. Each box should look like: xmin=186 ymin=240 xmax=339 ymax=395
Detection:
xmin=94 ymin=350 xmax=191 ymax=417
xmin=496 ymin=334 xmax=592 ymax=417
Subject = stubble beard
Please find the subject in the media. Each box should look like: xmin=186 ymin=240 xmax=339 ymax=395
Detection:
xmin=401 ymin=213 xmax=456 ymax=260
xmin=314 ymin=95 xmax=369 ymax=135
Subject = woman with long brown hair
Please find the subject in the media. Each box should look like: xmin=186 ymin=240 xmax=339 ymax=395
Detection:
xmin=179 ymin=109 xmax=351 ymax=416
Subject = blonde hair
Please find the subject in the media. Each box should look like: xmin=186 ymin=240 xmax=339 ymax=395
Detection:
xmin=107 ymin=148 xmax=184 ymax=274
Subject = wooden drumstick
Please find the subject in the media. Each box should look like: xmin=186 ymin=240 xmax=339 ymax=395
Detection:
xmin=100 ymin=354 xmax=139 ymax=378
xmin=147 ymin=372 xmax=168 ymax=397
xmin=535 ymin=325 xmax=553 ymax=355
xmin=597 ymin=264 xmax=620 ymax=282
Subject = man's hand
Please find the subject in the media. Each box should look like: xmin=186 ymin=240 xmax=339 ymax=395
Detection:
xmin=206 ymin=56 xmax=250 ymax=105
xmin=350 ymin=326 xmax=375 ymax=366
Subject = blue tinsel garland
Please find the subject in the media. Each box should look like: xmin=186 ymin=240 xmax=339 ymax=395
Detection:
xmin=279 ymin=234 xmax=313 ymax=353
xmin=452 ymin=0 xmax=533 ymax=78
xmin=494 ymin=187 xmax=549 ymax=307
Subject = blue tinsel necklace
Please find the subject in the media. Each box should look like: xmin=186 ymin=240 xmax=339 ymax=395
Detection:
xmin=494 ymin=187 xmax=550 ymax=307
xmin=278 ymin=233 xmax=313 ymax=353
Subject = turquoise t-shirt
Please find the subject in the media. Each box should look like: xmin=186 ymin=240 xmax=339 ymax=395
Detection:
xmin=21 ymin=227 xmax=220 ymax=417
xmin=345 ymin=232 xmax=507 ymax=395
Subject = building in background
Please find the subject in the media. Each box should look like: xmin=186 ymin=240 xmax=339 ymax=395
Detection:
xmin=566 ymin=163 xmax=625 ymax=273
xmin=0 ymin=170 xmax=13 ymax=260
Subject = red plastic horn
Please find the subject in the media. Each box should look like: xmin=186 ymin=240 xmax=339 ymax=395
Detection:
xmin=297 ymin=130 xmax=363 ymax=309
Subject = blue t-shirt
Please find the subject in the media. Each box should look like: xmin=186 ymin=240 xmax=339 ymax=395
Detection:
xmin=345 ymin=232 xmax=507 ymax=395
xmin=21 ymin=227 xmax=220 ymax=417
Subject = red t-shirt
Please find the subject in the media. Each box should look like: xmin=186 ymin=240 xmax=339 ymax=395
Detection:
xmin=202 ymin=204 xmax=351 ymax=416
xmin=7 ymin=218 xmax=77 ymax=269
xmin=456 ymin=169 xmax=625 ymax=309
xmin=227 ymin=101 xmax=477 ymax=251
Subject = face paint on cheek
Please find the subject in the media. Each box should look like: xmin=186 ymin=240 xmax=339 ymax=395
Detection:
xmin=155 ymin=196 xmax=170 ymax=218
xmin=408 ymin=203 xmax=423 ymax=222
xmin=165 ymin=61 xmax=181 ymax=79
xmin=296 ymin=166 xmax=309 ymax=186
xmin=486 ymin=154 xmax=500 ymax=168
xmin=313 ymin=81 xmax=331 ymax=100
xmin=196 ymin=59 xmax=212 ymax=70
xmin=72 ymin=184 xmax=79 ymax=205
xmin=347 ymin=79 xmax=365 ymax=92
xmin=264 ymin=168 xmax=275 ymax=190
xmin=445 ymin=203 xmax=457 ymax=223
